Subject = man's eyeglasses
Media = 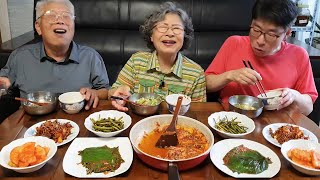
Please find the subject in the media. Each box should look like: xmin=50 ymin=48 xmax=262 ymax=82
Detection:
xmin=154 ymin=25 xmax=184 ymax=35
xmin=250 ymin=26 xmax=284 ymax=42
xmin=37 ymin=10 xmax=75 ymax=23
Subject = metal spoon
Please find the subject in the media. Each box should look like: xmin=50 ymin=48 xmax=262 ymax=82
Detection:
xmin=14 ymin=97 xmax=50 ymax=106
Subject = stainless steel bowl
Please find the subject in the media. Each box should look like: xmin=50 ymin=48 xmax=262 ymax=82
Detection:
xmin=229 ymin=95 xmax=264 ymax=118
xmin=22 ymin=91 xmax=57 ymax=115
xmin=128 ymin=93 xmax=161 ymax=116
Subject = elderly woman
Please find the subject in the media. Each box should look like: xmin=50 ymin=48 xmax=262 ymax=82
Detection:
xmin=109 ymin=2 xmax=206 ymax=111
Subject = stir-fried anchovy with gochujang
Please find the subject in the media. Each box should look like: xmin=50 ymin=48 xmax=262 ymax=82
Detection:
xmin=78 ymin=146 xmax=124 ymax=174
xmin=35 ymin=120 xmax=72 ymax=143
xmin=269 ymin=125 xmax=309 ymax=144
xmin=223 ymin=145 xmax=272 ymax=174
xmin=139 ymin=123 xmax=209 ymax=160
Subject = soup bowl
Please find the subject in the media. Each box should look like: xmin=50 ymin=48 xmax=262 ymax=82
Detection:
xmin=257 ymin=90 xmax=282 ymax=110
xmin=165 ymin=94 xmax=191 ymax=115
xmin=229 ymin=95 xmax=264 ymax=118
xmin=22 ymin=91 xmax=58 ymax=115
xmin=58 ymin=92 xmax=85 ymax=114
xmin=128 ymin=93 xmax=162 ymax=116
xmin=129 ymin=114 xmax=214 ymax=171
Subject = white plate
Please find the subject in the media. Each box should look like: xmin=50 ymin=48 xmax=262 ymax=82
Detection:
xmin=62 ymin=137 xmax=133 ymax=178
xmin=262 ymin=123 xmax=318 ymax=148
xmin=84 ymin=110 xmax=132 ymax=138
xmin=210 ymin=139 xmax=281 ymax=178
xmin=208 ymin=111 xmax=255 ymax=138
xmin=24 ymin=119 xmax=80 ymax=146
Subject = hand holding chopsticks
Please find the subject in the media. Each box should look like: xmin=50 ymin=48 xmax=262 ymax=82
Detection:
xmin=242 ymin=60 xmax=267 ymax=97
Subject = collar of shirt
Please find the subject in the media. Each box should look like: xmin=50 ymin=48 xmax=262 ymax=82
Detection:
xmin=39 ymin=41 xmax=80 ymax=64
xmin=147 ymin=51 xmax=183 ymax=78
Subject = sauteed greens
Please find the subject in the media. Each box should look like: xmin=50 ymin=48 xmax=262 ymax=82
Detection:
xmin=214 ymin=116 xmax=248 ymax=134
xmin=223 ymin=145 xmax=272 ymax=174
xmin=90 ymin=115 xmax=124 ymax=132
xmin=78 ymin=146 xmax=124 ymax=174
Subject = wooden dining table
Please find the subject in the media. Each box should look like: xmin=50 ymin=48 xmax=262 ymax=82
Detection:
xmin=0 ymin=100 xmax=319 ymax=180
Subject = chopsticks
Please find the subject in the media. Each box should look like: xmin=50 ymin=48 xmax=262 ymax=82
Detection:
xmin=242 ymin=60 xmax=267 ymax=97
xmin=110 ymin=96 xmax=142 ymax=106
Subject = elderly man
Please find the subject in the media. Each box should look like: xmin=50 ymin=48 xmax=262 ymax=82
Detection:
xmin=205 ymin=0 xmax=317 ymax=115
xmin=0 ymin=0 xmax=109 ymax=115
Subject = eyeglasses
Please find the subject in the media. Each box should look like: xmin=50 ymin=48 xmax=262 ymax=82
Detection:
xmin=250 ymin=26 xmax=284 ymax=42
xmin=37 ymin=10 xmax=75 ymax=23
xmin=154 ymin=25 xmax=184 ymax=35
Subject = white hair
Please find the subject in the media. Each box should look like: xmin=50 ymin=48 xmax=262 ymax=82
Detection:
xmin=35 ymin=0 xmax=74 ymax=20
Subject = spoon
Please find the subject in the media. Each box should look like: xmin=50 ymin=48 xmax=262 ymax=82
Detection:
xmin=14 ymin=97 xmax=50 ymax=106
xmin=155 ymin=96 xmax=183 ymax=148
xmin=110 ymin=96 xmax=142 ymax=106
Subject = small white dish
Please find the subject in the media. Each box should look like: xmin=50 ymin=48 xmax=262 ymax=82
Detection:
xmin=208 ymin=111 xmax=255 ymax=138
xmin=84 ymin=110 xmax=131 ymax=137
xmin=210 ymin=139 xmax=281 ymax=178
xmin=59 ymin=92 xmax=85 ymax=114
xmin=165 ymin=94 xmax=191 ymax=115
xmin=257 ymin=90 xmax=282 ymax=110
xmin=24 ymin=119 xmax=80 ymax=146
xmin=281 ymin=139 xmax=320 ymax=176
xmin=262 ymin=123 xmax=318 ymax=148
xmin=0 ymin=136 xmax=57 ymax=173
xmin=63 ymin=137 xmax=133 ymax=178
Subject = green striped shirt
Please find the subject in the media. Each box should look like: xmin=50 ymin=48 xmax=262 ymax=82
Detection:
xmin=112 ymin=51 xmax=206 ymax=102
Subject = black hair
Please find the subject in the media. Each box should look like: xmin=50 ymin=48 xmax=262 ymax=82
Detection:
xmin=252 ymin=0 xmax=298 ymax=28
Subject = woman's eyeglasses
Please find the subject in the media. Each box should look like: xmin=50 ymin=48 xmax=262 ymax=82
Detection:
xmin=154 ymin=25 xmax=184 ymax=35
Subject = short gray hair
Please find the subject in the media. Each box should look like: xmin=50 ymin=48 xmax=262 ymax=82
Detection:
xmin=35 ymin=0 xmax=74 ymax=20
xmin=140 ymin=2 xmax=194 ymax=51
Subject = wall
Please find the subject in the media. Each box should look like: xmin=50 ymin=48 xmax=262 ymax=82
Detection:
xmin=7 ymin=0 xmax=33 ymax=39
xmin=0 ymin=0 xmax=10 ymax=42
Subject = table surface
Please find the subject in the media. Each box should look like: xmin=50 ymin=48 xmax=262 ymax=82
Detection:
xmin=0 ymin=101 xmax=320 ymax=180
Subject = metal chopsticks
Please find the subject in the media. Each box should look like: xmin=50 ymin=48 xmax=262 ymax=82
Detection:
xmin=242 ymin=60 xmax=267 ymax=97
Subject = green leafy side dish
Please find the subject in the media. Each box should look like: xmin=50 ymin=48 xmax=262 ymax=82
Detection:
xmin=136 ymin=97 xmax=162 ymax=106
xmin=223 ymin=145 xmax=272 ymax=174
xmin=79 ymin=145 xmax=124 ymax=174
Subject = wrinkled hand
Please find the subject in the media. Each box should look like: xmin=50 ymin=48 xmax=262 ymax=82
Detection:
xmin=276 ymin=88 xmax=298 ymax=110
xmin=0 ymin=77 xmax=11 ymax=89
xmin=111 ymin=86 xmax=131 ymax=112
xmin=80 ymin=88 xmax=99 ymax=110
xmin=228 ymin=68 xmax=262 ymax=85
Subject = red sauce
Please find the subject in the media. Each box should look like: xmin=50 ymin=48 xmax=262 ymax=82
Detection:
xmin=138 ymin=125 xmax=209 ymax=160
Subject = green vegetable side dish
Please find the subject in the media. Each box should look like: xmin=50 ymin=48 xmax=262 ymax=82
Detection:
xmin=214 ymin=116 xmax=248 ymax=134
xmin=223 ymin=145 xmax=272 ymax=174
xmin=90 ymin=115 xmax=124 ymax=132
xmin=79 ymin=146 xmax=124 ymax=174
xmin=135 ymin=97 xmax=161 ymax=106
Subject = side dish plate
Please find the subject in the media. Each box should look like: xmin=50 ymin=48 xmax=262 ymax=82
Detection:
xmin=262 ymin=123 xmax=318 ymax=148
xmin=210 ymin=139 xmax=281 ymax=178
xmin=62 ymin=137 xmax=133 ymax=178
xmin=24 ymin=119 xmax=79 ymax=146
